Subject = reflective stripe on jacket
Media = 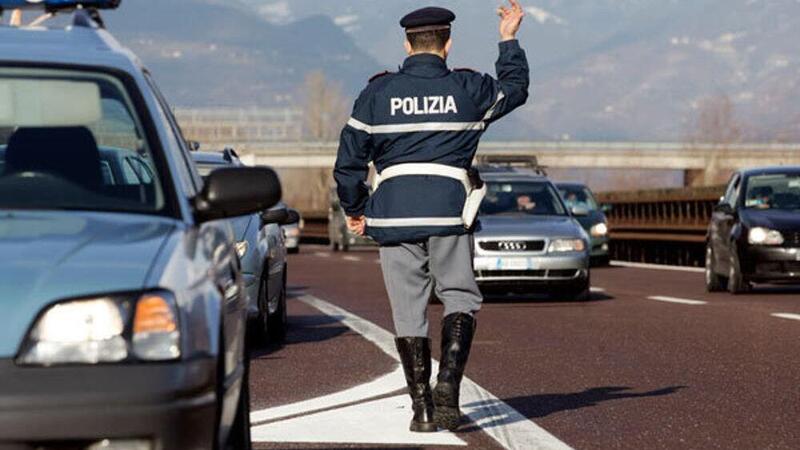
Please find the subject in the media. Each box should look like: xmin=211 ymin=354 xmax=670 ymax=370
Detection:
xmin=334 ymin=39 xmax=530 ymax=245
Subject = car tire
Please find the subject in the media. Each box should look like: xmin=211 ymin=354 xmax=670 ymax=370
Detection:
xmin=224 ymin=358 xmax=252 ymax=450
xmin=561 ymin=274 xmax=591 ymax=302
xmin=329 ymin=237 xmax=340 ymax=252
xmin=727 ymin=252 xmax=750 ymax=295
xmin=705 ymin=245 xmax=725 ymax=293
xmin=268 ymin=271 xmax=288 ymax=342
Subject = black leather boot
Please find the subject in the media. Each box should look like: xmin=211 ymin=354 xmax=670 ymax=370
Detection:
xmin=433 ymin=313 xmax=476 ymax=431
xmin=395 ymin=337 xmax=437 ymax=433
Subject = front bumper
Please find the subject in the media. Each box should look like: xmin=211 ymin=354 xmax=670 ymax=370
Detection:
xmin=474 ymin=252 xmax=589 ymax=287
xmin=743 ymin=246 xmax=800 ymax=283
xmin=589 ymin=235 xmax=610 ymax=258
xmin=0 ymin=359 xmax=217 ymax=449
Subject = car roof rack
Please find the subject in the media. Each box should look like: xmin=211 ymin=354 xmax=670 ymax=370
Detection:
xmin=475 ymin=155 xmax=548 ymax=176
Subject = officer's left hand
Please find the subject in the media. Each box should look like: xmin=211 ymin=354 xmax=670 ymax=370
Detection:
xmin=347 ymin=215 xmax=366 ymax=236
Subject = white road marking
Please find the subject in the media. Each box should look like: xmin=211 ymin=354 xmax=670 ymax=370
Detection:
xmin=771 ymin=313 xmax=800 ymax=322
xmin=252 ymin=395 xmax=467 ymax=446
xmin=251 ymin=366 xmax=405 ymax=424
xmin=590 ymin=287 xmax=605 ymax=293
xmin=342 ymin=255 xmax=362 ymax=262
xmin=612 ymin=261 xmax=705 ymax=274
xmin=314 ymin=252 xmax=331 ymax=258
xmin=648 ymin=296 xmax=708 ymax=306
xmin=281 ymin=294 xmax=573 ymax=450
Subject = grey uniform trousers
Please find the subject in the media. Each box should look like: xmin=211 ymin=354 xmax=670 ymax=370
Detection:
xmin=379 ymin=234 xmax=483 ymax=338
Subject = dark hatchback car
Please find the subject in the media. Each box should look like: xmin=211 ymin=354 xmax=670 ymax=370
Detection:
xmin=706 ymin=167 xmax=800 ymax=294
xmin=557 ymin=182 xmax=611 ymax=266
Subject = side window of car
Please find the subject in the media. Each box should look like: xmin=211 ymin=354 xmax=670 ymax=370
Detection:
xmin=142 ymin=72 xmax=201 ymax=195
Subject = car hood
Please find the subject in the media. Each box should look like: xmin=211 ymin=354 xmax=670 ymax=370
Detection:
xmin=740 ymin=209 xmax=800 ymax=231
xmin=0 ymin=211 xmax=175 ymax=358
xmin=476 ymin=215 xmax=585 ymax=239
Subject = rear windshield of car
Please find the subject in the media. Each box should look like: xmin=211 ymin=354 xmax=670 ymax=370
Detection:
xmin=481 ymin=181 xmax=568 ymax=216
xmin=743 ymin=173 xmax=800 ymax=211
xmin=558 ymin=185 xmax=599 ymax=211
xmin=0 ymin=67 xmax=168 ymax=215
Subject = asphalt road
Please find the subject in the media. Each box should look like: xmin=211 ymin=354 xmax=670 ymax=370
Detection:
xmin=249 ymin=245 xmax=800 ymax=450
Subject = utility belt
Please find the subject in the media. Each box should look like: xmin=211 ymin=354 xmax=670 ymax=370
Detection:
xmin=371 ymin=163 xmax=486 ymax=229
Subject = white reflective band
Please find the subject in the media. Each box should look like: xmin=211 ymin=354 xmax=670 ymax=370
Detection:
xmin=483 ymin=90 xmax=506 ymax=121
xmin=366 ymin=217 xmax=465 ymax=228
xmin=374 ymin=163 xmax=470 ymax=191
xmin=347 ymin=117 xmax=372 ymax=133
xmin=347 ymin=119 xmax=485 ymax=135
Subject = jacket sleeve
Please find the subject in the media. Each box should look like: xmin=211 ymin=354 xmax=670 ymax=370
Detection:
xmin=467 ymin=39 xmax=530 ymax=124
xmin=333 ymin=88 xmax=373 ymax=217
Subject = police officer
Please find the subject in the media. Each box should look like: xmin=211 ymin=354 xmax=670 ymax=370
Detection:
xmin=334 ymin=1 xmax=529 ymax=432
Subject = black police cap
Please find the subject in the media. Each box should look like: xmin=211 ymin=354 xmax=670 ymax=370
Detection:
xmin=400 ymin=7 xmax=456 ymax=32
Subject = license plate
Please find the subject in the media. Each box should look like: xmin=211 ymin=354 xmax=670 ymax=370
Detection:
xmin=496 ymin=257 xmax=535 ymax=270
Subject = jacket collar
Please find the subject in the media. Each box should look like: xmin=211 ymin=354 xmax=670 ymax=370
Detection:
xmin=401 ymin=53 xmax=450 ymax=78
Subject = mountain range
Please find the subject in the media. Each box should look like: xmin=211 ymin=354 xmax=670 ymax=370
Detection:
xmin=102 ymin=0 xmax=800 ymax=141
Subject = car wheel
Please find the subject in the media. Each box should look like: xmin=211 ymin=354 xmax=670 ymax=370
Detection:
xmin=224 ymin=358 xmax=252 ymax=450
xmin=561 ymin=274 xmax=591 ymax=301
xmin=705 ymin=245 xmax=725 ymax=292
xmin=329 ymin=236 xmax=340 ymax=252
xmin=727 ymin=252 xmax=750 ymax=295
xmin=268 ymin=271 xmax=287 ymax=342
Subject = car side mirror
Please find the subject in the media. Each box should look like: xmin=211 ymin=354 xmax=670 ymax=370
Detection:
xmin=262 ymin=208 xmax=289 ymax=225
xmin=194 ymin=167 xmax=281 ymax=223
xmin=571 ymin=206 xmax=590 ymax=217
xmin=714 ymin=202 xmax=734 ymax=215
xmin=601 ymin=204 xmax=613 ymax=213
xmin=285 ymin=209 xmax=301 ymax=225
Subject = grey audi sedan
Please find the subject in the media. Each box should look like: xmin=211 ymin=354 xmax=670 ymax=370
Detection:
xmin=474 ymin=163 xmax=592 ymax=300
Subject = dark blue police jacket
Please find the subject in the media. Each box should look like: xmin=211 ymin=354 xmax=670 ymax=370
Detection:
xmin=334 ymin=40 xmax=530 ymax=246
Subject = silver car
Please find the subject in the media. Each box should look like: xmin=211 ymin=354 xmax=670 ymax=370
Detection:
xmin=193 ymin=150 xmax=297 ymax=343
xmin=474 ymin=165 xmax=592 ymax=300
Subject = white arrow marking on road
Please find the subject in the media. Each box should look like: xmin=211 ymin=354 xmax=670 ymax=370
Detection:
xmin=648 ymin=296 xmax=708 ymax=306
xmin=252 ymin=294 xmax=573 ymax=450
xmin=771 ymin=313 xmax=800 ymax=322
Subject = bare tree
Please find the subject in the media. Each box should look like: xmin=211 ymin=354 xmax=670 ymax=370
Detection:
xmin=686 ymin=94 xmax=744 ymax=186
xmin=300 ymin=71 xmax=350 ymax=142
xmin=688 ymin=94 xmax=743 ymax=145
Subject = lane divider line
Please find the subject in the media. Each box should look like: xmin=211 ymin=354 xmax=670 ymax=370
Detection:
xmin=296 ymin=294 xmax=573 ymax=450
xmin=342 ymin=255 xmax=362 ymax=262
xmin=648 ymin=296 xmax=708 ymax=306
xmin=612 ymin=261 xmax=705 ymax=274
xmin=771 ymin=313 xmax=800 ymax=322
xmin=314 ymin=252 xmax=331 ymax=258
xmin=590 ymin=287 xmax=606 ymax=293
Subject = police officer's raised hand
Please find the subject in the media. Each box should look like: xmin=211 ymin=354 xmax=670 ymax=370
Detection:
xmin=347 ymin=215 xmax=366 ymax=236
xmin=497 ymin=0 xmax=525 ymax=41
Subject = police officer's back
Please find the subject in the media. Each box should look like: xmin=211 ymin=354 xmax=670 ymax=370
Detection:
xmin=334 ymin=1 xmax=529 ymax=433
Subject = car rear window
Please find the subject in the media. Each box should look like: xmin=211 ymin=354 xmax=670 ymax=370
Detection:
xmin=0 ymin=67 xmax=168 ymax=215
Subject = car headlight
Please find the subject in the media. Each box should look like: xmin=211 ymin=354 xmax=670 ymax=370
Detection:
xmin=18 ymin=291 xmax=180 ymax=366
xmin=548 ymin=239 xmax=586 ymax=253
xmin=284 ymin=227 xmax=301 ymax=238
xmin=748 ymin=227 xmax=784 ymax=246
xmin=235 ymin=241 xmax=249 ymax=258
xmin=590 ymin=223 xmax=608 ymax=237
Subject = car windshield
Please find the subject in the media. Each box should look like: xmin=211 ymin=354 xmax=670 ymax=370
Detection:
xmin=480 ymin=181 xmax=568 ymax=216
xmin=743 ymin=173 xmax=800 ymax=211
xmin=0 ymin=68 xmax=166 ymax=214
xmin=558 ymin=185 xmax=599 ymax=211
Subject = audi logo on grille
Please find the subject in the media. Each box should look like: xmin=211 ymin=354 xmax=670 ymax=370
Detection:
xmin=498 ymin=241 xmax=527 ymax=251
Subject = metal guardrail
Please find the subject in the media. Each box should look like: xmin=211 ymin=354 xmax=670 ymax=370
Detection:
xmin=597 ymin=186 xmax=725 ymax=266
